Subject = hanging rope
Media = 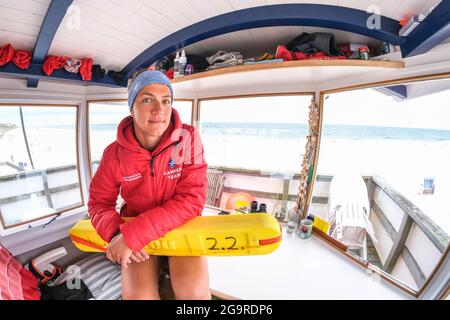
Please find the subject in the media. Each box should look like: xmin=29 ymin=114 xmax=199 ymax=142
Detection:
xmin=294 ymin=97 xmax=320 ymax=218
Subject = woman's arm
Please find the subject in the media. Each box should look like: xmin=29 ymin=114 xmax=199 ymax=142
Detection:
xmin=119 ymin=128 xmax=208 ymax=252
xmin=88 ymin=144 xmax=125 ymax=242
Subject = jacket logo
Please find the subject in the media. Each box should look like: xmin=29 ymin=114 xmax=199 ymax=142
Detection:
xmin=163 ymin=167 xmax=182 ymax=180
xmin=168 ymin=159 xmax=176 ymax=169
xmin=122 ymin=173 xmax=142 ymax=182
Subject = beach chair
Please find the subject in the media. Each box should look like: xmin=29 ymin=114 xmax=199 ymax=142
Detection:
xmin=326 ymin=171 xmax=376 ymax=257
xmin=422 ymin=177 xmax=435 ymax=194
xmin=206 ymin=168 xmax=226 ymax=207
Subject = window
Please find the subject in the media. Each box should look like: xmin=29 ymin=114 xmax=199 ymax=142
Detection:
xmin=0 ymin=105 xmax=82 ymax=228
xmin=88 ymin=101 xmax=129 ymax=174
xmin=88 ymin=99 xmax=193 ymax=174
xmin=199 ymin=94 xmax=312 ymax=219
xmin=199 ymin=95 xmax=311 ymax=172
xmin=310 ymin=77 xmax=450 ymax=293
xmin=173 ymin=100 xmax=193 ymax=125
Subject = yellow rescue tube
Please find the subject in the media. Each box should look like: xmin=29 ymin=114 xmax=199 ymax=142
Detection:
xmin=69 ymin=213 xmax=282 ymax=256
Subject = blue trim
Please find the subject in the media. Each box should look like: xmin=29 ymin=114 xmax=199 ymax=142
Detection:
xmin=122 ymin=4 xmax=402 ymax=78
xmin=1 ymin=62 xmax=123 ymax=88
xmin=401 ymin=1 xmax=450 ymax=58
xmin=26 ymin=78 xmax=39 ymax=88
xmin=27 ymin=0 xmax=73 ymax=87
xmin=377 ymin=85 xmax=407 ymax=99
xmin=32 ymin=0 xmax=73 ymax=64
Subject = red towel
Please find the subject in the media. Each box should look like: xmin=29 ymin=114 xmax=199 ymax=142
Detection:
xmin=0 ymin=246 xmax=40 ymax=300
xmin=0 ymin=44 xmax=14 ymax=67
xmin=42 ymin=55 xmax=69 ymax=76
xmin=80 ymin=57 xmax=93 ymax=81
xmin=12 ymin=50 xmax=32 ymax=69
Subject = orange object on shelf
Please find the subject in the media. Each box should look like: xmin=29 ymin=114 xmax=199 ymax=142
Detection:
xmin=225 ymin=192 xmax=255 ymax=210
xmin=399 ymin=17 xmax=409 ymax=27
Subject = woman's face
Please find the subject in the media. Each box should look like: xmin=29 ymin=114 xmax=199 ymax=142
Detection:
xmin=131 ymin=83 xmax=172 ymax=137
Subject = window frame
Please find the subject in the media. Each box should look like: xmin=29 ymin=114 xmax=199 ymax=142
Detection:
xmin=0 ymin=103 xmax=84 ymax=229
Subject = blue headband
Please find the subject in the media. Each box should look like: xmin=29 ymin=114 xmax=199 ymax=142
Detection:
xmin=128 ymin=70 xmax=173 ymax=111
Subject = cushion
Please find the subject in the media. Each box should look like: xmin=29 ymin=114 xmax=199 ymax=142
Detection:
xmin=54 ymin=253 xmax=121 ymax=300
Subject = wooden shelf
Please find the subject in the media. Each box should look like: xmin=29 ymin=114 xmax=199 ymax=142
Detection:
xmin=171 ymin=59 xmax=404 ymax=84
xmin=170 ymin=59 xmax=405 ymax=97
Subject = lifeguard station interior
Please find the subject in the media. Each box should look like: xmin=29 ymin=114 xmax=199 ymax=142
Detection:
xmin=0 ymin=0 xmax=449 ymax=300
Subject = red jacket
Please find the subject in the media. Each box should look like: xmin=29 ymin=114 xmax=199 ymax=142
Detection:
xmin=88 ymin=108 xmax=207 ymax=252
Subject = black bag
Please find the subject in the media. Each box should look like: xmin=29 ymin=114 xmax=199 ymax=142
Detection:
xmin=286 ymin=32 xmax=343 ymax=56
xmin=39 ymin=280 xmax=94 ymax=300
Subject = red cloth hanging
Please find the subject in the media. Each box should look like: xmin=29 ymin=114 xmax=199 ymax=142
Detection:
xmin=0 ymin=44 xmax=15 ymax=67
xmin=42 ymin=55 xmax=69 ymax=76
xmin=79 ymin=58 xmax=93 ymax=81
xmin=12 ymin=50 xmax=32 ymax=69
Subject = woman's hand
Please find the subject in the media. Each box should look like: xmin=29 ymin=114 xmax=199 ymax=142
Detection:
xmin=106 ymin=233 xmax=133 ymax=269
xmin=130 ymin=249 xmax=150 ymax=264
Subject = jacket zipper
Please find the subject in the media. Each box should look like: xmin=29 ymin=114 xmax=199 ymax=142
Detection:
xmin=149 ymin=141 xmax=179 ymax=176
xmin=148 ymin=141 xmax=179 ymax=206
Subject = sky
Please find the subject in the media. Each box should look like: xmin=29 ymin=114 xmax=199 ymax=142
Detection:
xmin=324 ymin=87 xmax=450 ymax=130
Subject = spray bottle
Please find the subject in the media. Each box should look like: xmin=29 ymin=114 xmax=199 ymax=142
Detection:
xmin=173 ymin=51 xmax=180 ymax=78
xmin=179 ymin=50 xmax=187 ymax=77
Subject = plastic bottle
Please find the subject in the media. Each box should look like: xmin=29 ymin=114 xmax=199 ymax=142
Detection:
xmin=258 ymin=203 xmax=267 ymax=213
xmin=250 ymin=201 xmax=259 ymax=213
xmin=358 ymin=47 xmax=369 ymax=60
xmin=286 ymin=214 xmax=299 ymax=234
xmin=179 ymin=50 xmax=187 ymax=77
xmin=173 ymin=51 xmax=180 ymax=78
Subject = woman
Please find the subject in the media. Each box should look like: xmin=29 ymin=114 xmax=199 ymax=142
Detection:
xmin=87 ymin=70 xmax=210 ymax=300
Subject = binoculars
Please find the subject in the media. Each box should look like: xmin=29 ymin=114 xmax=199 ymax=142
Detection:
xmin=250 ymin=201 xmax=267 ymax=213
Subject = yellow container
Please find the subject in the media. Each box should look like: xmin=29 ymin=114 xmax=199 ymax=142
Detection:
xmin=313 ymin=215 xmax=329 ymax=234
xmin=70 ymin=213 xmax=282 ymax=256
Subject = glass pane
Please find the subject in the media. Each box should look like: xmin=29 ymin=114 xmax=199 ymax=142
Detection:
xmin=309 ymin=78 xmax=450 ymax=292
xmin=89 ymin=101 xmax=129 ymax=174
xmin=199 ymin=95 xmax=311 ymax=172
xmin=89 ymin=100 xmax=192 ymax=173
xmin=0 ymin=106 xmax=82 ymax=228
xmin=173 ymin=100 xmax=192 ymax=124
xmin=199 ymin=95 xmax=311 ymax=220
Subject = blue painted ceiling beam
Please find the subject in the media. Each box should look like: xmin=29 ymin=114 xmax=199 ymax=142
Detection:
xmin=122 ymin=3 xmax=402 ymax=78
xmin=401 ymin=0 xmax=450 ymax=58
xmin=26 ymin=0 xmax=73 ymax=88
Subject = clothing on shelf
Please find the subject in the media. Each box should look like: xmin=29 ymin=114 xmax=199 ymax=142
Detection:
xmin=12 ymin=50 xmax=32 ymax=69
xmin=108 ymin=70 xmax=125 ymax=85
xmin=206 ymin=50 xmax=243 ymax=70
xmin=80 ymin=58 xmax=93 ymax=81
xmin=275 ymin=45 xmax=347 ymax=61
xmin=0 ymin=43 xmax=14 ymax=67
xmin=42 ymin=55 xmax=69 ymax=76
xmin=244 ymin=58 xmax=283 ymax=65
xmin=64 ymin=59 xmax=82 ymax=73
xmin=92 ymin=64 xmax=106 ymax=78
